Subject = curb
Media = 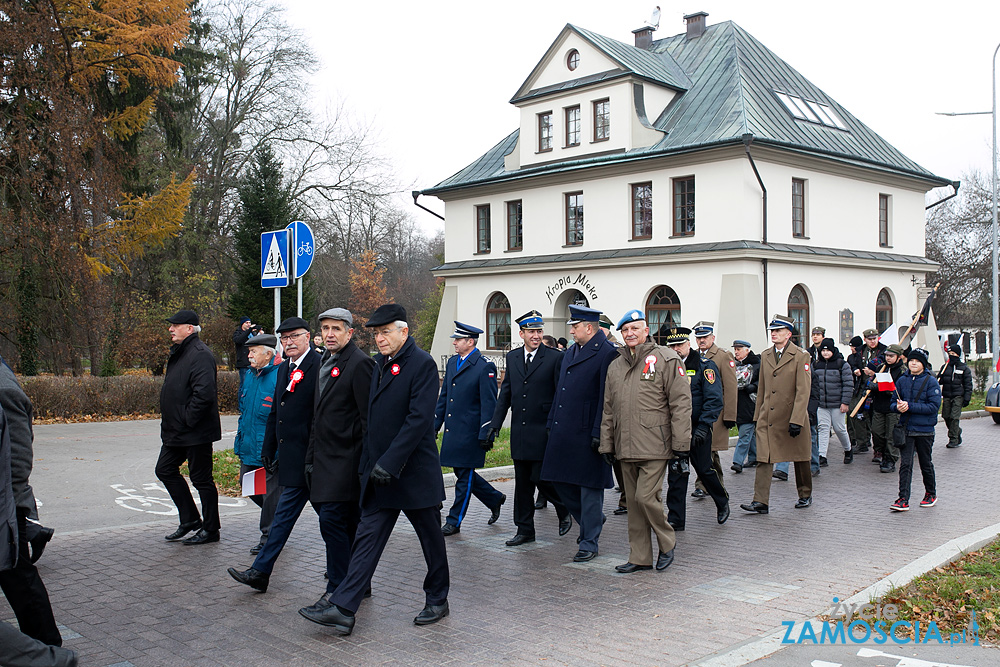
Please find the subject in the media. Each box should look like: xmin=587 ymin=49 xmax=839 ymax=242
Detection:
xmin=442 ymin=464 xmax=514 ymax=488
xmin=689 ymin=521 xmax=1000 ymax=667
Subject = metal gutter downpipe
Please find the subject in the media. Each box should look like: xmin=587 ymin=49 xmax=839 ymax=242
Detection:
xmin=742 ymin=134 xmax=769 ymax=325
xmin=411 ymin=191 xmax=445 ymax=221
xmin=924 ymin=181 xmax=961 ymax=210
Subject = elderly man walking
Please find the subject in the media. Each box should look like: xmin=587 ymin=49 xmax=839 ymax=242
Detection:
xmin=599 ymin=310 xmax=690 ymax=573
xmin=157 ymin=310 xmax=222 ymax=545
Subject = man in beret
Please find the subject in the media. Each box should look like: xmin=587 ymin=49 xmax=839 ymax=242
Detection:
xmin=300 ymin=304 xmax=450 ymax=634
xmin=157 ymin=310 xmax=222 ymax=545
xmin=229 ymin=316 xmax=320 ymax=592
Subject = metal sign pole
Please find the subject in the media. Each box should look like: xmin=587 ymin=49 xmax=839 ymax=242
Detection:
xmin=297 ymin=279 xmax=303 ymax=319
xmin=274 ymin=288 xmax=280 ymax=333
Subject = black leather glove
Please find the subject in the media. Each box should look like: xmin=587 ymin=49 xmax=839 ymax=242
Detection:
xmin=963 ymin=399 xmax=971 ymax=407
xmin=262 ymin=455 xmax=277 ymax=474
xmin=304 ymin=463 xmax=313 ymax=491
xmin=669 ymin=458 xmax=689 ymax=475
xmin=480 ymin=439 xmax=494 ymax=452
xmin=692 ymin=424 xmax=712 ymax=447
xmin=590 ymin=437 xmax=601 ymax=454
xmin=602 ymin=452 xmax=616 ymax=466
xmin=370 ymin=464 xmax=393 ymax=486
xmin=672 ymin=448 xmax=690 ymax=461
xmin=788 ymin=423 xmax=802 ymax=438
xmin=487 ymin=427 xmax=498 ymax=443
xmin=724 ymin=420 xmax=736 ymax=430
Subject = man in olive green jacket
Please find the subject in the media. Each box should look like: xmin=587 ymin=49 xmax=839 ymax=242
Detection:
xmin=599 ymin=309 xmax=691 ymax=574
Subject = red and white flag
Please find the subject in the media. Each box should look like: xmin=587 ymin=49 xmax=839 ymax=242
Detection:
xmin=874 ymin=372 xmax=895 ymax=392
xmin=242 ymin=467 xmax=267 ymax=496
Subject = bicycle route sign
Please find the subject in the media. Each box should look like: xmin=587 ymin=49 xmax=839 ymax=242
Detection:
xmin=285 ymin=220 xmax=315 ymax=280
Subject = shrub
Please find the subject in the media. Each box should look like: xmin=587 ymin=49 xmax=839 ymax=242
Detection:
xmin=972 ymin=358 xmax=992 ymax=394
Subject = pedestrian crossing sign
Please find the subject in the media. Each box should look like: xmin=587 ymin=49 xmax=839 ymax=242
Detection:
xmin=261 ymin=230 xmax=290 ymax=288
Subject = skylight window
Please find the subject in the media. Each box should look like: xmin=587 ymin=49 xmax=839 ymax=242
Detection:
xmin=774 ymin=91 xmax=847 ymax=130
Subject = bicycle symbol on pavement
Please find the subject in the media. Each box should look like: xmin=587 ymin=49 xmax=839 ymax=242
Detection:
xmin=111 ymin=482 xmax=247 ymax=515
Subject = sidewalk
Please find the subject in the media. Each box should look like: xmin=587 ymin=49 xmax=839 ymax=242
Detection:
xmin=5 ymin=418 xmax=999 ymax=666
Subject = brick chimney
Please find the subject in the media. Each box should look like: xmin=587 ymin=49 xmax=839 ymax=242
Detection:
xmin=684 ymin=11 xmax=709 ymax=39
xmin=632 ymin=26 xmax=654 ymax=50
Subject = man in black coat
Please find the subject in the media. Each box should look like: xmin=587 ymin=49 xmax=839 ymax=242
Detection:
xmin=730 ymin=340 xmax=760 ymax=472
xmin=297 ymin=308 xmax=375 ymax=614
xmin=938 ymin=341 xmax=973 ymax=448
xmin=156 ymin=310 xmax=222 ymax=545
xmin=229 ymin=316 xmax=319 ymax=592
xmin=488 ymin=310 xmax=570 ymax=546
xmin=300 ymin=304 xmax=450 ymax=635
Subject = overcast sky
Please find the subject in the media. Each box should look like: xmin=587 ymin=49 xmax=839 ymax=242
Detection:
xmin=281 ymin=0 xmax=1000 ymax=229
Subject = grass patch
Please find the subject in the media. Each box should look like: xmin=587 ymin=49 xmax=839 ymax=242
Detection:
xmin=438 ymin=427 xmax=513 ymax=474
xmin=964 ymin=391 xmax=986 ymax=412
xmin=877 ymin=537 xmax=1000 ymax=643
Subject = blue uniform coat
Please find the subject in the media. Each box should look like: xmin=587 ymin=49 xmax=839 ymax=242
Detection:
xmin=686 ymin=353 xmax=724 ymax=428
xmin=360 ymin=336 xmax=447 ymax=510
xmin=541 ymin=330 xmax=617 ymax=489
xmin=490 ymin=344 xmax=562 ymax=461
xmin=435 ymin=348 xmax=498 ymax=469
xmin=261 ymin=349 xmax=320 ymax=488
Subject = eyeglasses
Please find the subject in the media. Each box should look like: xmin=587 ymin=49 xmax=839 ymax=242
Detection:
xmin=374 ymin=326 xmax=402 ymax=338
xmin=279 ymin=332 xmax=309 ymax=343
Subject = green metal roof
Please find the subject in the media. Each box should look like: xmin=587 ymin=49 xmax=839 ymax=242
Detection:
xmin=425 ymin=20 xmax=951 ymax=195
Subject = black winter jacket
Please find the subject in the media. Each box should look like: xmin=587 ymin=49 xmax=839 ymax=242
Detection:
xmin=734 ymin=351 xmax=760 ymax=425
xmin=938 ymin=354 xmax=973 ymax=404
xmin=868 ymin=359 xmax=904 ymax=414
xmin=811 ymin=350 xmax=852 ymax=409
xmin=160 ymin=334 xmax=222 ymax=446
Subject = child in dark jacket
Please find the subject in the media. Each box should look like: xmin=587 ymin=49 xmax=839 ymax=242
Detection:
xmin=888 ymin=348 xmax=941 ymax=512
xmin=937 ymin=343 xmax=973 ymax=448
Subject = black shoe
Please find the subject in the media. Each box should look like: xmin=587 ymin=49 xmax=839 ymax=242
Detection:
xmin=794 ymin=496 xmax=812 ymax=509
xmin=183 ymin=528 xmax=219 ymax=545
xmin=488 ymin=494 xmax=506 ymax=525
xmin=880 ymin=461 xmax=895 ymax=473
xmin=613 ymin=506 xmax=628 ymax=515
xmin=414 ymin=601 xmax=449 ymax=626
xmin=28 ymin=526 xmax=54 ymax=564
xmin=300 ymin=591 xmax=334 ymax=615
xmin=228 ymin=567 xmax=269 ymax=592
xmin=844 ymin=451 xmax=854 ymax=464
xmin=691 ymin=488 xmax=709 ymax=499
xmin=558 ymin=515 xmax=572 ymax=536
xmin=615 ymin=562 xmax=652 ymax=574
xmin=669 ymin=522 xmax=684 ymax=532
xmin=946 ymin=442 xmax=961 ymax=448
xmin=250 ymin=543 xmax=263 ymax=555
xmin=442 ymin=523 xmax=460 ymax=536
xmin=772 ymin=470 xmax=788 ymax=481
xmin=573 ymin=550 xmax=597 ymax=562
xmin=731 ymin=463 xmax=743 ymax=474
xmin=746 ymin=461 xmax=758 ymax=468
xmin=505 ymin=534 xmax=535 ymax=547
xmin=856 ymin=444 xmax=870 ymax=453
xmin=655 ymin=549 xmax=675 ymax=571
xmin=165 ymin=520 xmax=202 ymax=542
xmin=819 ymin=456 xmax=828 ymax=467
xmin=740 ymin=501 xmax=769 ymax=514
xmin=812 ymin=467 xmax=820 ymax=476
xmin=534 ymin=498 xmax=547 ymax=510
xmin=717 ymin=503 xmax=730 ymax=524
xmin=300 ymin=603 xmax=355 ymax=634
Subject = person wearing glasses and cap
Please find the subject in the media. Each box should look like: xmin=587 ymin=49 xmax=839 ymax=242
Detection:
xmin=436 ymin=322 xmax=505 ymax=536
xmin=741 ymin=315 xmax=813 ymax=515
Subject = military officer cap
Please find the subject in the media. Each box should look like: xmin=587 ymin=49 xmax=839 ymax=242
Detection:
xmin=515 ymin=310 xmax=544 ymax=330
xmin=664 ymin=326 xmax=691 ymax=344
xmin=365 ymin=303 xmax=407 ymax=328
xmin=317 ymin=307 xmax=353 ymax=327
xmin=246 ymin=333 xmax=278 ymax=348
xmin=862 ymin=328 xmax=879 ymax=338
xmin=692 ymin=321 xmax=715 ymax=337
xmin=766 ymin=315 xmax=796 ymax=332
xmin=616 ymin=309 xmax=645 ymax=330
xmin=812 ymin=326 xmax=826 ymax=335
xmin=598 ymin=314 xmax=613 ymax=331
xmin=732 ymin=339 xmax=752 ymax=348
xmin=166 ymin=309 xmax=199 ymax=326
xmin=276 ymin=316 xmax=310 ymax=333
xmin=566 ymin=304 xmax=602 ymax=325
xmin=450 ymin=321 xmax=483 ymax=339
xmin=886 ymin=343 xmax=905 ymax=356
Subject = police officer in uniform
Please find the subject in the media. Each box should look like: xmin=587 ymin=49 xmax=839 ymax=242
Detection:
xmin=664 ymin=327 xmax=729 ymax=529
xmin=692 ymin=322 xmax=736 ymax=499
xmin=436 ymin=322 xmax=505 ymax=536
xmin=488 ymin=311 xmax=571 ymax=546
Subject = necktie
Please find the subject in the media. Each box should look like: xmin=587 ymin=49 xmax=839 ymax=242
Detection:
xmin=525 ymin=351 xmax=533 ymax=371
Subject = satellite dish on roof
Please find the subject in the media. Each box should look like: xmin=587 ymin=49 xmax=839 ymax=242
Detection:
xmin=645 ymin=6 xmax=661 ymax=29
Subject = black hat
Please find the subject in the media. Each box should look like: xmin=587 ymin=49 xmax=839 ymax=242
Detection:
xmin=365 ymin=304 xmax=407 ymax=328
xmin=908 ymin=347 xmax=930 ymax=369
xmin=166 ymin=310 xmax=199 ymax=326
xmin=276 ymin=317 xmax=310 ymax=333
xmin=246 ymin=333 xmax=278 ymax=348
xmin=566 ymin=304 xmax=601 ymax=325
xmin=450 ymin=321 xmax=483 ymax=339
xmin=819 ymin=337 xmax=837 ymax=352
xmin=849 ymin=335 xmax=863 ymax=348
xmin=664 ymin=326 xmax=691 ymax=345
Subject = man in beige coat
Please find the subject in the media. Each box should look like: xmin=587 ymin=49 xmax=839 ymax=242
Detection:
xmin=740 ymin=315 xmax=813 ymax=514
xmin=692 ymin=322 xmax=736 ymax=498
xmin=600 ymin=309 xmax=691 ymax=573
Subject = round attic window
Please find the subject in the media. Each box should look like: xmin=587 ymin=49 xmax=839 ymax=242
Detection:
xmin=566 ymin=49 xmax=579 ymax=71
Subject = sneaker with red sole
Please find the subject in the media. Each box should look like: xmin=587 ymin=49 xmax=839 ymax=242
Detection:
xmin=890 ymin=498 xmax=909 ymax=512
xmin=920 ymin=494 xmax=937 ymax=508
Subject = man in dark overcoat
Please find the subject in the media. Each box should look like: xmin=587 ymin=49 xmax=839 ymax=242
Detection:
xmin=436 ymin=322 xmax=504 ymax=536
xmin=693 ymin=321 xmax=737 ymax=498
xmin=488 ymin=311 xmax=570 ymax=546
xmin=300 ymin=304 xmax=450 ymax=635
xmin=229 ymin=316 xmax=319 ymax=592
xmin=157 ymin=309 xmax=222 ymax=545
xmin=297 ymin=308 xmax=375 ymax=615
xmin=540 ymin=304 xmax=617 ymax=563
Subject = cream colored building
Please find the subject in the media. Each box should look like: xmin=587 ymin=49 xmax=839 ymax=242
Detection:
xmin=420 ymin=13 xmax=951 ymax=369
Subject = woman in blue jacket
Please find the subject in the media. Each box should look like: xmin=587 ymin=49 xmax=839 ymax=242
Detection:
xmin=888 ymin=348 xmax=941 ymax=512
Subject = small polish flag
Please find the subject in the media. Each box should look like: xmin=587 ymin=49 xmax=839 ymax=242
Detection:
xmin=875 ymin=372 xmax=895 ymax=392
xmin=242 ymin=467 xmax=267 ymax=496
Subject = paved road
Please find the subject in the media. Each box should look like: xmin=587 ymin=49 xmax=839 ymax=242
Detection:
xmin=5 ymin=417 xmax=1000 ymax=666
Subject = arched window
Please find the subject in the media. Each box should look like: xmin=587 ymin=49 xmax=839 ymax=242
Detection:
xmin=486 ymin=293 xmax=511 ymax=350
xmin=787 ymin=285 xmax=810 ymax=347
xmin=646 ymin=286 xmax=682 ymax=345
xmin=875 ymin=289 xmax=893 ymax=336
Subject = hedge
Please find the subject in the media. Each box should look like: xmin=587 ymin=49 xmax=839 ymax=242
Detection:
xmin=22 ymin=371 xmax=239 ymax=419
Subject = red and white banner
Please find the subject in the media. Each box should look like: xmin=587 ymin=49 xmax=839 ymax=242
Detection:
xmin=874 ymin=372 xmax=895 ymax=392
xmin=242 ymin=467 xmax=266 ymax=496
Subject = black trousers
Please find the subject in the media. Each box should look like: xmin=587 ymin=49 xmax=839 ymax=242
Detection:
xmin=898 ymin=434 xmax=936 ymax=502
xmin=666 ymin=438 xmax=728 ymax=528
xmin=315 ymin=500 xmax=361 ymax=593
xmin=155 ymin=443 xmax=220 ymax=532
xmin=512 ymin=459 xmax=567 ymax=536
xmin=331 ymin=494 xmax=449 ymax=614
xmin=0 ymin=507 xmax=61 ymax=646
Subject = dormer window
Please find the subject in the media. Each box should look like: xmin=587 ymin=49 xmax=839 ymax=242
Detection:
xmin=566 ymin=49 xmax=579 ymax=71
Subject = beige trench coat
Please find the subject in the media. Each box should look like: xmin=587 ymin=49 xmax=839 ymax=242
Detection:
xmin=703 ymin=343 xmax=737 ymax=451
xmin=753 ymin=341 xmax=812 ymax=463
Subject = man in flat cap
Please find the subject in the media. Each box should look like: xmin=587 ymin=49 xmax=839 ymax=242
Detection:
xmin=741 ymin=315 xmax=813 ymax=515
xmin=229 ymin=316 xmax=319 ymax=592
xmin=541 ymin=304 xmax=617 ymax=563
xmin=297 ymin=308 xmax=376 ymax=616
xmin=692 ymin=321 xmax=737 ymax=500
xmin=488 ymin=311 xmax=570 ymax=546
xmin=157 ymin=310 xmax=222 ymax=545
xmin=300 ymin=304 xmax=450 ymax=634
xmin=599 ymin=310 xmax=690 ymax=573
xmin=436 ymin=321 xmax=504 ymax=536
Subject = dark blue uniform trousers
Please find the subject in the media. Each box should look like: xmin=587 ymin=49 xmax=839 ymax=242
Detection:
xmin=331 ymin=500 xmax=450 ymax=614
xmin=666 ymin=439 xmax=728 ymax=529
xmin=252 ymin=486 xmax=310 ymax=574
xmin=553 ymin=482 xmax=604 ymax=553
xmin=446 ymin=467 xmax=505 ymax=528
